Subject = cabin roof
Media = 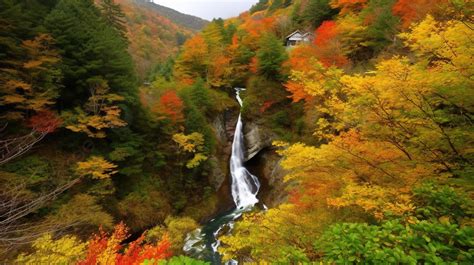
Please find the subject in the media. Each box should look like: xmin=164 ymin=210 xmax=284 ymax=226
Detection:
xmin=286 ymin=30 xmax=313 ymax=40
xmin=286 ymin=30 xmax=303 ymax=40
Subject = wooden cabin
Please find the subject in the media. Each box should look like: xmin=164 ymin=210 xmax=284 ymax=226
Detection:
xmin=285 ymin=30 xmax=313 ymax=47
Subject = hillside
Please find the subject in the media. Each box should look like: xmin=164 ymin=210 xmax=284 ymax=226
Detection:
xmin=1 ymin=0 xmax=472 ymax=264
xmin=115 ymin=0 xmax=209 ymax=80
xmin=134 ymin=0 xmax=209 ymax=31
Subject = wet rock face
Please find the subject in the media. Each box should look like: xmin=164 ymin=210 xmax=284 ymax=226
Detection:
xmin=208 ymin=110 xmax=282 ymax=206
xmin=208 ymin=109 xmax=245 ymax=190
xmin=245 ymin=148 xmax=288 ymax=208
xmin=243 ymin=121 xmax=275 ymax=162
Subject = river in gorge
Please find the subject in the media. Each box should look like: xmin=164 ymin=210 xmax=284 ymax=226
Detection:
xmin=183 ymin=88 xmax=262 ymax=264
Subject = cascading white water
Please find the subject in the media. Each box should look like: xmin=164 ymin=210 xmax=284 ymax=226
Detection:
xmin=183 ymin=88 xmax=261 ymax=263
xmin=230 ymin=88 xmax=260 ymax=209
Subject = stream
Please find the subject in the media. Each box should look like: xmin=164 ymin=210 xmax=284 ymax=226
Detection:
xmin=183 ymin=88 xmax=261 ymax=264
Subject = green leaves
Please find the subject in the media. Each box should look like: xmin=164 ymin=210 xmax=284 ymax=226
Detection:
xmin=256 ymin=33 xmax=288 ymax=80
xmin=319 ymin=219 xmax=474 ymax=263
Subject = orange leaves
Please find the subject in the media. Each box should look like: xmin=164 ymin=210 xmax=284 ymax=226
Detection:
xmin=313 ymin=21 xmax=349 ymax=67
xmin=115 ymin=234 xmax=171 ymax=265
xmin=330 ymin=0 xmax=367 ymax=14
xmin=392 ymin=0 xmax=447 ymax=28
xmin=285 ymin=45 xmax=318 ymax=71
xmin=241 ymin=16 xmax=276 ymax=40
xmin=79 ymin=223 xmax=172 ymax=265
xmin=284 ymin=81 xmax=311 ymax=103
xmin=182 ymin=35 xmax=208 ymax=62
xmin=27 ymin=110 xmax=63 ymax=133
xmin=207 ymin=53 xmax=234 ymax=88
xmin=113 ymin=0 xmax=193 ymax=79
xmin=21 ymin=34 xmax=60 ymax=69
xmin=249 ymin=57 xmax=259 ymax=74
xmin=314 ymin=21 xmax=339 ymax=46
xmin=174 ymin=35 xmax=209 ymax=82
xmin=154 ymin=90 xmax=184 ymax=123
xmin=276 ymin=128 xmax=436 ymax=220
xmin=284 ymin=45 xmax=319 ymax=103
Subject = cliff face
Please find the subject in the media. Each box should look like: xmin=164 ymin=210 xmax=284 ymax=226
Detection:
xmin=207 ymin=109 xmax=287 ymax=213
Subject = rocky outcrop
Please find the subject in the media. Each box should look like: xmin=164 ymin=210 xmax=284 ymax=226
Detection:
xmin=245 ymin=148 xmax=288 ymax=208
xmin=243 ymin=121 xmax=275 ymax=162
xmin=208 ymin=111 xmax=233 ymax=191
xmin=208 ymin=109 xmax=284 ymax=208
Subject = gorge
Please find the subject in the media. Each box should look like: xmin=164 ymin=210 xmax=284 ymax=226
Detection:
xmin=184 ymin=88 xmax=262 ymax=264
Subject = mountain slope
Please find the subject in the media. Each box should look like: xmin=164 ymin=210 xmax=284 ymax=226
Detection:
xmin=135 ymin=0 xmax=209 ymax=31
xmin=115 ymin=0 xmax=209 ymax=80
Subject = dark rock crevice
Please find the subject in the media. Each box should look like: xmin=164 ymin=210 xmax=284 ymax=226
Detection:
xmin=205 ymin=109 xmax=288 ymax=222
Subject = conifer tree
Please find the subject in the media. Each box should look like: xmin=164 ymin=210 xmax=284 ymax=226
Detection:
xmin=99 ymin=0 xmax=128 ymax=41
xmin=45 ymin=0 xmax=137 ymax=107
xmin=256 ymin=33 xmax=288 ymax=80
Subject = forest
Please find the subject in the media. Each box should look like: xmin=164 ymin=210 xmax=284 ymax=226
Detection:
xmin=0 ymin=0 xmax=472 ymax=264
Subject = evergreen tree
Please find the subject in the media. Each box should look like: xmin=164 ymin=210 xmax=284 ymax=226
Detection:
xmin=45 ymin=0 xmax=137 ymax=108
xmin=99 ymin=0 xmax=128 ymax=42
xmin=188 ymin=79 xmax=212 ymax=115
xmin=256 ymin=33 xmax=288 ymax=80
xmin=302 ymin=0 xmax=338 ymax=28
xmin=0 ymin=0 xmax=59 ymax=120
xmin=362 ymin=0 xmax=400 ymax=51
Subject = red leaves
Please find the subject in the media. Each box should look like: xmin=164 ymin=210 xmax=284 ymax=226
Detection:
xmin=78 ymin=226 xmax=114 ymax=265
xmin=249 ymin=57 xmax=258 ymax=74
xmin=260 ymin=100 xmax=275 ymax=113
xmin=27 ymin=110 xmax=62 ymax=133
xmin=115 ymin=234 xmax=171 ymax=265
xmin=313 ymin=21 xmax=349 ymax=67
xmin=314 ymin=21 xmax=339 ymax=47
xmin=392 ymin=0 xmax=447 ymax=28
xmin=284 ymin=45 xmax=319 ymax=103
xmin=79 ymin=222 xmax=172 ymax=265
xmin=156 ymin=90 xmax=184 ymax=123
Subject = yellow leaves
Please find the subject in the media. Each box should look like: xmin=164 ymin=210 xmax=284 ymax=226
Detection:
xmin=1 ymin=94 xmax=27 ymax=104
xmin=220 ymin=203 xmax=328 ymax=262
xmin=63 ymin=79 xmax=127 ymax=138
xmin=5 ymin=79 xmax=32 ymax=91
xmin=288 ymin=62 xmax=348 ymax=140
xmin=277 ymin=129 xmax=436 ymax=220
xmin=1 ymin=34 xmax=61 ymax=120
xmin=400 ymin=16 xmax=474 ymax=76
xmin=327 ymin=183 xmax=416 ymax=220
xmin=272 ymin=140 xmax=289 ymax=148
xmin=186 ymin=153 xmax=208 ymax=169
xmin=172 ymin=132 xmax=204 ymax=153
xmin=172 ymin=132 xmax=208 ymax=168
xmin=16 ymin=233 xmax=86 ymax=264
xmin=23 ymin=60 xmax=43 ymax=69
xmin=76 ymin=156 xmax=118 ymax=179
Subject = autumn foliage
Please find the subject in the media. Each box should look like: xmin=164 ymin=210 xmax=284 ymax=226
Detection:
xmin=392 ymin=0 xmax=448 ymax=28
xmin=284 ymin=45 xmax=319 ymax=103
xmin=79 ymin=223 xmax=172 ymax=265
xmin=27 ymin=110 xmax=63 ymax=133
xmin=330 ymin=0 xmax=367 ymax=14
xmin=155 ymin=90 xmax=184 ymax=123
xmin=313 ymin=21 xmax=349 ymax=67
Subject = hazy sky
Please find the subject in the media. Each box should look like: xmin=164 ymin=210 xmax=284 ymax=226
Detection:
xmin=153 ymin=0 xmax=259 ymax=20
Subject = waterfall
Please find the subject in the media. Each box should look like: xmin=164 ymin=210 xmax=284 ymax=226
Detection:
xmin=183 ymin=88 xmax=261 ymax=263
xmin=230 ymin=88 xmax=260 ymax=209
